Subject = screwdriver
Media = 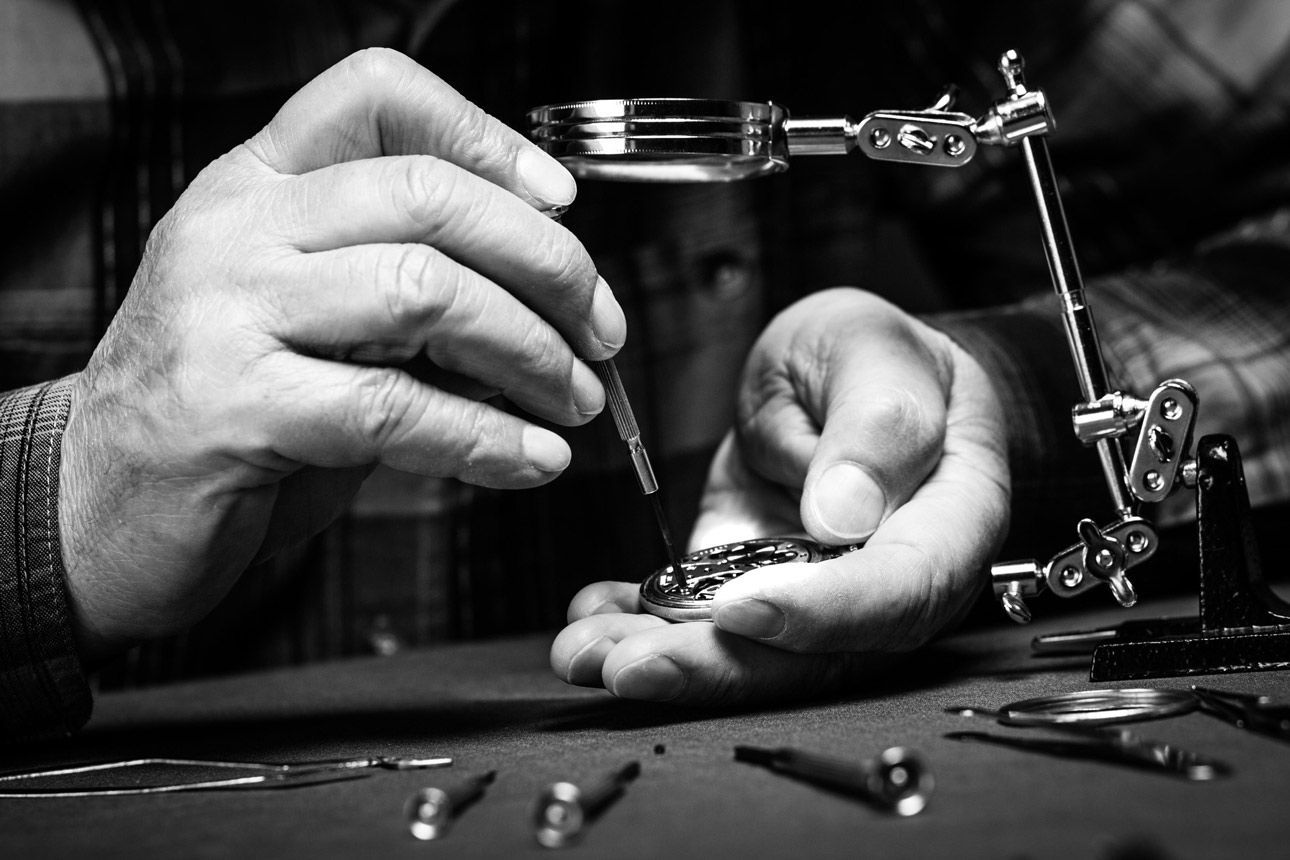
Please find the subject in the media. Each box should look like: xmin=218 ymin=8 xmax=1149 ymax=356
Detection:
xmin=734 ymin=745 xmax=933 ymax=816
xmin=533 ymin=760 xmax=641 ymax=848
xmin=540 ymin=205 xmax=686 ymax=586
xmin=405 ymin=770 xmax=497 ymax=840
xmin=591 ymin=359 xmax=687 ymax=586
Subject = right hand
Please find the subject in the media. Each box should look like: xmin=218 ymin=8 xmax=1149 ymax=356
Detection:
xmin=59 ymin=48 xmax=624 ymax=662
xmin=552 ymin=289 xmax=1009 ymax=706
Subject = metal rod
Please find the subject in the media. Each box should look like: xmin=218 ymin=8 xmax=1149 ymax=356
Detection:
xmin=1004 ymin=55 xmax=1133 ymax=518
xmin=1019 ymin=135 xmax=1132 ymax=515
xmin=591 ymin=359 xmax=687 ymax=584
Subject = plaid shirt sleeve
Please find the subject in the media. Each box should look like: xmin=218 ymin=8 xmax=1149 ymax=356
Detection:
xmin=931 ymin=206 xmax=1290 ymax=551
xmin=0 ymin=377 xmax=92 ymax=740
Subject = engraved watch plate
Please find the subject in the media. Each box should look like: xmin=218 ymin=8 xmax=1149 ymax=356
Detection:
xmin=639 ymin=537 xmax=856 ymax=622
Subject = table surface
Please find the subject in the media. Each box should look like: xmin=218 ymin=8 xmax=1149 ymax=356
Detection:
xmin=3 ymin=594 xmax=1289 ymax=860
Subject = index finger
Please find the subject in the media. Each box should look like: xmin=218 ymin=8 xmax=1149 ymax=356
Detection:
xmin=245 ymin=48 xmax=575 ymax=209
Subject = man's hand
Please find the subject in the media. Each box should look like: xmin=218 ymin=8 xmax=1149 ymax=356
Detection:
xmin=59 ymin=49 xmax=625 ymax=662
xmin=551 ymin=288 xmax=1009 ymax=705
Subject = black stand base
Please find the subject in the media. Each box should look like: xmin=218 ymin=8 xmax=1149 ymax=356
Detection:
xmin=1087 ymin=435 xmax=1290 ymax=681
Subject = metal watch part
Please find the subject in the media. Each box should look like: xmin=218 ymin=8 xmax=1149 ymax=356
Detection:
xmin=995 ymin=688 xmax=1198 ymax=726
xmin=639 ymin=537 xmax=858 ymax=622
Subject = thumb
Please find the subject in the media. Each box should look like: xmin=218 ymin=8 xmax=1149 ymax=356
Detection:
xmin=796 ymin=303 xmax=952 ymax=544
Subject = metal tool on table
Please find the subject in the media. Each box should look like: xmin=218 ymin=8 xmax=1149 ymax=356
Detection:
xmin=530 ymin=50 xmax=1290 ymax=676
xmin=945 ymin=689 xmax=1228 ymax=780
xmin=954 ymin=684 xmax=1290 ymax=741
xmin=532 ymin=760 xmax=640 ymax=849
xmin=947 ymin=688 xmax=1200 ymax=728
xmin=734 ymin=744 xmax=932 ymax=816
xmin=406 ymin=770 xmax=497 ymax=840
xmin=0 ymin=754 xmax=452 ymax=798
xmin=945 ymin=729 xmax=1228 ymax=781
xmin=1191 ymin=685 xmax=1290 ymax=743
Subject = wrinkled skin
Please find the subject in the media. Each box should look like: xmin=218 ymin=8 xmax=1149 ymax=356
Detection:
xmin=60 ymin=49 xmax=626 ymax=663
xmin=551 ymin=289 xmax=1010 ymax=706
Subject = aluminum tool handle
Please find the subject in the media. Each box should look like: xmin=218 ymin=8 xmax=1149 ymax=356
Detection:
xmin=533 ymin=761 xmax=641 ymax=848
xmin=734 ymin=745 xmax=930 ymax=816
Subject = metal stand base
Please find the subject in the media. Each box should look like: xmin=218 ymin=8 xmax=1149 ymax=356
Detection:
xmin=1088 ymin=435 xmax=1290 ymax=681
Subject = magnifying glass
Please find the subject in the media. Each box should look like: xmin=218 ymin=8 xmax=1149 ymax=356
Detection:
xmin=526 ymin=95 xmax=980 ymax=184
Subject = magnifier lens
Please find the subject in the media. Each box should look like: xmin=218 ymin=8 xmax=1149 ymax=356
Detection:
xmin=527 ymin=98 xmax=790 ymax=183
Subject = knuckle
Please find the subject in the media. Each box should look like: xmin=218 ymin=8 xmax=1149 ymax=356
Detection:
xmin=340 ymin=47 xmax=414 ymax=88
xmin=355 ymin=368 xmax=420 ymax=448
xmin=386 ymin=155 xmax=454 ymax=228
xmin=377 ymin=244 xmax=438 ymax=324
xmin=446 ymin=407 xmax=495 ymax=475
xmin=513 ymin=321 xmax=568 ymax=381
xmin=860 ymin=385 xmax=942 ymax=457
xmin=442 ymin=102 xmax=494 ymax=154
xmin=531 ymin=237 xmax=595 ymax=294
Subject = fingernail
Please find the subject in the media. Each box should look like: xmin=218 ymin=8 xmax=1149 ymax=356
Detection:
xmin=572 ymin=361 xmax=605 ymax=417
xmin=565 ymin=636 xmax=614 ymax=686
xmin=714 ymin=599 xmax=786 ymax=640
xmin=810 ymin=462 xmax=886 ymax=541
xmin=518 ymin=148 xmax=576 ymax=207
xmin=522 ymin=426 xmax=571 ymax=473
xmin=610 ymin=655 xmax=686 ymax=701
xmin=591 ymin=277 xmax=627 ymax=353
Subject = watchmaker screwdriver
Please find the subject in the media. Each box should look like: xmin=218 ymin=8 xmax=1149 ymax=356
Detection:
xmin=734 ymin=745 xmax=932 ymax=816
xmin=591 ymin=359 xmax=687 ymax=586
xmin=533 ymin=760 xmax=641 ymax=849
xmin=405 ymin=770 xmax=496 ymax=841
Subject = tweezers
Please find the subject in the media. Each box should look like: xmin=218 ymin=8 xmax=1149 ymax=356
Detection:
xmin=1192 ymin=686 xmax=1290 ymax=743
xmin=945 ymin=728 xmax=1228 ymax=781
xmin=0 ymin=754 xmax=452 ymax=798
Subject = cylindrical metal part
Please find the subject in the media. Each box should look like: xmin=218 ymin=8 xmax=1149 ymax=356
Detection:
xmin=783 ymin=116 xmax=856 ymax=156
xmin=1071 ymin=393 xmax=1147 ymax=445
xmin=972 ymin=90 xmax=1051 ymax=146
xmin=627 ymin=439 xmax=659 ymax=495
xmin=592 ymin=359 xmax=640 ymax=441
xmin=1019 ymin=134 xmax=1133 ymax=514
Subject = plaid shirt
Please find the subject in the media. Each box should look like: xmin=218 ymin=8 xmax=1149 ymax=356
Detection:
xmin=4 ymin=0 xmax=1290 ymax=738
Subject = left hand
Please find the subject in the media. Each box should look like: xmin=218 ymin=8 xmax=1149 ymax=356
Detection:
xmin=549 ymin=288 xmax=1011 ymax=705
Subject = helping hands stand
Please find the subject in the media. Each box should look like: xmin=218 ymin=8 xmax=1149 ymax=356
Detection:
xmin=531 ymin=52 xmax=1290 ymax=675
xmin=975 ymin=54 xmax=1290 ymax=680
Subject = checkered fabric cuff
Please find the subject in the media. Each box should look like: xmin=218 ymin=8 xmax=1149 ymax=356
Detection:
xmin=0 ymin=377 xmax=92 ymax=740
